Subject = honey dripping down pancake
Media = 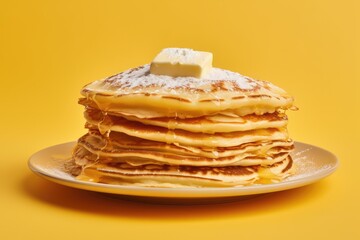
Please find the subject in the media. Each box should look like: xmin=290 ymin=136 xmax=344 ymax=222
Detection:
xmin=68 ymin=48 xmax=296 ymax=187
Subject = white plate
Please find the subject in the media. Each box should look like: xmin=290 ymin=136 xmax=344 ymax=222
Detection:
xmin=28 ymin=141 xmax=338 ymax=203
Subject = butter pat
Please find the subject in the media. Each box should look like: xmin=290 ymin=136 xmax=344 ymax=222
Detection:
xmin=150 ymin=48 xmax=213 ymax=78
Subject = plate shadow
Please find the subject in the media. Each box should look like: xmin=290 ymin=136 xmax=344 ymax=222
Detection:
xmin=21 ymin=173 xmax=330 ymax=220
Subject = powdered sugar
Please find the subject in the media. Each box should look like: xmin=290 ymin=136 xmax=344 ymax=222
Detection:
xmin=103 ymin=64 xmax=257 ymax=91
xmin=157 ymin=48 xmax=203 ymax=64
xmin=285 ymin=147 xmax=336 ymax=181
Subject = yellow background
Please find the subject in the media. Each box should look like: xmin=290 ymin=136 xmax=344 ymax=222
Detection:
xmin=1 ymin=0 xmax=359 ymax=239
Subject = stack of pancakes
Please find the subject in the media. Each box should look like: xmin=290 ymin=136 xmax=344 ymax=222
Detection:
xmin=69 ymin=64 xmax=295 ymax=187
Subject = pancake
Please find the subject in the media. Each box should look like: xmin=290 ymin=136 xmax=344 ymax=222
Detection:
xmin=73 ymin=154 xmax=294 ymax=187
xmin=69 ymin=51 xmax=296 ymax=187
xmin=74 ymin=139 xmax=292 ymax=168
xmin=78 ymin=130 xmax=294 ymax=159
xmin=81 ymin=64 xmax=293 ymax=118
xmin=82 ymin=107 xmax=288 ymax=133
xmin=84 ymin=112 xmax=289 ymax=148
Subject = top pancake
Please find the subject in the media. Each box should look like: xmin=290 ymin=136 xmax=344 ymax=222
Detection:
xmin=81 ymin=64 xmax=294 ymax=118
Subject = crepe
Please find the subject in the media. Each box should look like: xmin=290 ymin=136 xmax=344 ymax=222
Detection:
xmin=75 ymin=157 xmax=293 ymax=187
xmin=73 ymin=144 xmax=294 ymax=187
xmin=69 ymin=63 xmax=295 ymax=187
xmin=77 ymin=130 xmax=294 ymax=159
xmin=82 ymin=107 xmax=289 ymax=133
xmin=74 ymin=131 xmax=293 ymax=167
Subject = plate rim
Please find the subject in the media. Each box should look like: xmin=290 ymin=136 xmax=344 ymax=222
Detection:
xmin=28 ymin=141 xmax=339 ymax=199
